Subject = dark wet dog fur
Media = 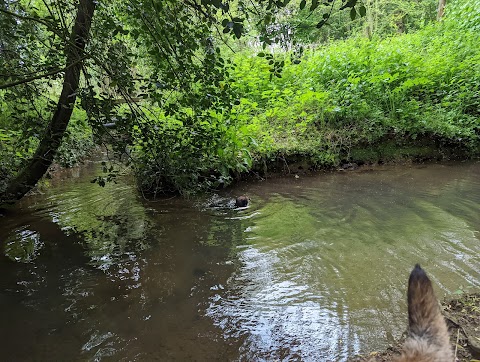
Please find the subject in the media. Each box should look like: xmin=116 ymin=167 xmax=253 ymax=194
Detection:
xmin=235 ymin=195 xmax=249 ymax=207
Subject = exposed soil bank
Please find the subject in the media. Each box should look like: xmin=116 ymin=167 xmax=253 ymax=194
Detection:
xmin=32 ymin=138 xmax=480 ymax=200
xmin=353 ymin=293 xmax=480 ymax=362
xmin=250 ymin=138 xmax=479 ymax=178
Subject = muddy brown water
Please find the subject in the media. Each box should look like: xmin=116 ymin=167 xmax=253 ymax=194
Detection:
xmin=1 ymin=161 xmax=479 ymax=361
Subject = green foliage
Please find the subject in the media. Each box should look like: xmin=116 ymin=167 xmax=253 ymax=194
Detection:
xmin=56 ymin=109 xmax=94 ymax=167
xmin=1 ymin=0 xmax=479 ymax=198
xmin=133 ymin=12 xmax=479 ymax=193
xmin=445 ymin=0 xmax=480 ymax=31
xmin=0 ymin=92 xmax=94 ymax=192
xmin=226 ymin=19 xmax=479 ymax=168
xmin=131 ymin=107 xmax=254 ymax=195
xmin=263 ymin=0 xmax=436 ymax=46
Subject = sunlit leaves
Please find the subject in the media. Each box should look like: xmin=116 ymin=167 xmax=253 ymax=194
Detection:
xmin=446 ymin=0 xmax=480 ymax=31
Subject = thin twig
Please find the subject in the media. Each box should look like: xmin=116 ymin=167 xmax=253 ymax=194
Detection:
xmin=0 ymin=56 xmax=88 ymax=89
xmin=0 ymin=8 xmax=65 ymax=39
xmin=454 ymin=328 xmax=459 ymax=361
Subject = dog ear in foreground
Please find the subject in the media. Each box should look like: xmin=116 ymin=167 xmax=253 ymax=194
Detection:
xmin=396 ymin=264 xmax=454 ymax=362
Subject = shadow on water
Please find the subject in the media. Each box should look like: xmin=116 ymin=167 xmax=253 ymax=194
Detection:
xmin=0 ymin=162 xmax=244 ymax=361
xmin=1 ymin=160 xmax=479 ymax=361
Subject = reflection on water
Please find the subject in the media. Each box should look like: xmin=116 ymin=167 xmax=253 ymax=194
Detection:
xmin=1 ymin=161 xmax=480 ymax=361
xmin=4 ymin=226 xmax=43 ymax=263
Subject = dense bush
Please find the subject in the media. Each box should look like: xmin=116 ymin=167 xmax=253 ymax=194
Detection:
xmin=446 ymin=0 xmax=480 ymax=31
xmin=55 ymin=110 xmax=95 ymax=167
xmin=223 ymin=14 xmax=479 ymax=169
xmin=131 ymin=108 xmax=254 ymax=195
xmin=125 ymin=6 xmax=480 ymax=194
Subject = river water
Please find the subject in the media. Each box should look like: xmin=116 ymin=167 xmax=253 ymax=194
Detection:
xmin=1 ymin=161 xmax=479 ymax=361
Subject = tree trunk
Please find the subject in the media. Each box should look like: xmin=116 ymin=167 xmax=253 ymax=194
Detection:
xmin=1 ymin=0 xmax=96 ymax=204
xmin=365 ymin=0 xmax=374 ymax=39
xmin=395 ymin=12 xmax=406 ymax=33
xmin=437 ymin=0 xmax=446 ymax=20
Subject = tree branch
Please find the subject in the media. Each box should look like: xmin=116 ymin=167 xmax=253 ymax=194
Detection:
xmin=0 ymin=56 xmax=88 ymax=89
xmin=0 ymin=8 xmax=65 ymax=39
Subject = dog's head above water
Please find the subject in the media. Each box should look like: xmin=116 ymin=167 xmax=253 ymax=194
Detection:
xmin=395 ymin=264 xmax=453 ymax=362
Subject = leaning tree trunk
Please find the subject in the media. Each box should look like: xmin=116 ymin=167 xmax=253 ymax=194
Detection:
xmin=1 ymin=0 xmax=95 ymax=204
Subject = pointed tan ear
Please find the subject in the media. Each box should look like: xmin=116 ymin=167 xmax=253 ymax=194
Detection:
xmin=407 ymin=264 xmax=441 ymax=337
xmin=396 ymin=264 xmax=453 ymax=362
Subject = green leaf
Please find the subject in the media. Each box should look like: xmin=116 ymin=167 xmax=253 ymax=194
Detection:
xmin=233 ymin=23 xmax=243 ymax=39
xmin=264 ymin=13 xmax=272 ymax=25
xmin=359 ymin=5 xmax=366 ymax=17
xmin=350 ymin=7 xmax=357 ymax=20
xmin=300 ymin=0 xmax=306 ymax=10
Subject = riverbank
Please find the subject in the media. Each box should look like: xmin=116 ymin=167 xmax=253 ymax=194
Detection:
xmin=247 ymin=136 xmax=479 ymax=179
xmin=353 ymin=293 xmax=480 ymax=362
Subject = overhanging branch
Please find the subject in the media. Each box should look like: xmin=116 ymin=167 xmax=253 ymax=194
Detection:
xmin=0 ymin=56 xmax=88 ymax=89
